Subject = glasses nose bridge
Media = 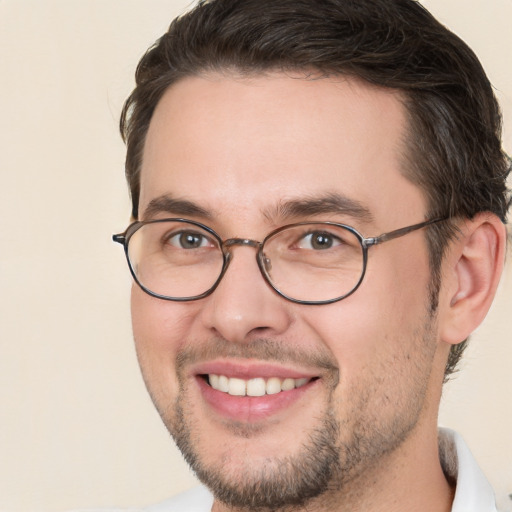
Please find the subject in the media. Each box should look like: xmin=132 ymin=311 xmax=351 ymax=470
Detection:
xmin=222 ymin=238 xmax=263 ymax=249
xmin=222 ymin=237 xmax=262 ymax=251
xmin=220 ymin=237 xmax=269 ymax=273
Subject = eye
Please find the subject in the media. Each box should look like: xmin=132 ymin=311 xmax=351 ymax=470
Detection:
xmin=298 ymin=231 xmax=341 ymax=250
xmin=166 ymin=230 xmax=212 ymax=249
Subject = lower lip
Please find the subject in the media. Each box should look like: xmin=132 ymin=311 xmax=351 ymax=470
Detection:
xmin=196 ymin=376 xmax=317 ymax=423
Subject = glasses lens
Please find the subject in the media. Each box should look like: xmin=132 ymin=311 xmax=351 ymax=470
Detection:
xmin=262 ymin=223 xmax=364 ymax=302
xmin=127 ymin=220 xmax=224 ymax=299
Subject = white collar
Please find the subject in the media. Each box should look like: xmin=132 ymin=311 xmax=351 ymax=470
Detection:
xmin=439 ymin=428 xmax=497 ymax=512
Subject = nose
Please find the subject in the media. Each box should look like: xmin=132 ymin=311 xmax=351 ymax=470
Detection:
xmin=199 ymin=244 xmax=293 ymax=343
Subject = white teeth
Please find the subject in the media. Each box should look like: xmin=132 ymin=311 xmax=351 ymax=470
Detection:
xmin=266 ymin=377 xmax=282 ymax=395
xmin=208 ymin=374 xmax=311 ymax=396
xmin=209 ymin=374 xmax=219 ymax=389
xmin=247 ymin=378 xmax=266 ymax=397
xmin=281 ymin=378 xmax=295 ymax=391
xmin=228 ymin=377 xmax=246 ymax=396
xmin=218 ymin=375 xmax=229 ymax=392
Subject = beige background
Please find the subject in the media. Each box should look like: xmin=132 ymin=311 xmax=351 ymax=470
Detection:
xmin=0 ymin=1 xmax=510 ymax=511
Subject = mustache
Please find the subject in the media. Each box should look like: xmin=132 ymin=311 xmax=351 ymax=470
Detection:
xmin=176 ymin=337 xmax=339 ymax=374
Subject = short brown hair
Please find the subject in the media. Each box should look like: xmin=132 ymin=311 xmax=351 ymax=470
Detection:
xmin=120 ymin=0 xmax=511 ymax=376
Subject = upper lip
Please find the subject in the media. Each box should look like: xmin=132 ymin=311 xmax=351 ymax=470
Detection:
xmin=191 ymin=360 xmax=319 ymax=380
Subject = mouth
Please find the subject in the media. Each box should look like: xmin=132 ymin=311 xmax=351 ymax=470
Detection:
xmin=193 ymin=363 xmax=321 ymax=423
xmin=206 ymin=374 xmax=312 ymax=396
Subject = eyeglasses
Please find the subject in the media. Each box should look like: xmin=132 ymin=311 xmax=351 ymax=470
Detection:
xmin=113 ymin=217 xmax=447 ymax=305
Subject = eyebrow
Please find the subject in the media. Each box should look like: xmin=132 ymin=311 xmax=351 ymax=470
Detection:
xmin=142 ymin=195 xmax=213 ymax=221
xmin=265 ymin=193 xmax=374 ymax=224
xmin=142 ymin=191 xmax=374 ymax=225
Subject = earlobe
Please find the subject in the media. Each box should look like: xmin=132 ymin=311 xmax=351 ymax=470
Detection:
xmin=439 ymin=213 xmax=507 ymax=345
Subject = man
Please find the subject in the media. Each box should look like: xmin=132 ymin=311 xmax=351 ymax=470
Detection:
xmin=113 ymin=0 xmax=510 ymax=510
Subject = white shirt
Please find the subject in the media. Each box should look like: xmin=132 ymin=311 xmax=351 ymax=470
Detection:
xmin=440 ymin=428 xmax=497 ymax=512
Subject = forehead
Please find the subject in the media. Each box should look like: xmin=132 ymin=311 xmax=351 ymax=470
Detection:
xmin=140 ymin=73 xmax=425 ymax=229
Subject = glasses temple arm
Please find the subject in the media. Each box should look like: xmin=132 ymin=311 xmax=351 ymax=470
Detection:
xmin=364 ymin=217 xmax=448 ymax=247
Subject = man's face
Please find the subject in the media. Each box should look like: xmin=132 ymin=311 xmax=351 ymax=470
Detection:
xmin=132 ymin=74 xmax=445 ymax=509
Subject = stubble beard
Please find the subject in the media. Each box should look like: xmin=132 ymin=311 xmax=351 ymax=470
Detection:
xmin=171 ymin=396 xmax=343 ymax=511
xmin=150 ymin=317 xmax=438 ymax=512
xmin=160 ymin=338 xmax=344 ymax=511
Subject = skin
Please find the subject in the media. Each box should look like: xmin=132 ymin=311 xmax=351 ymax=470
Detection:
xmin=132 ymin=73 xmax=458 ymax=512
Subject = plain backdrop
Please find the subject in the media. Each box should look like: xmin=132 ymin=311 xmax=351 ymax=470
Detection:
xmin=0 ymin=1 xmax=511 ymax=511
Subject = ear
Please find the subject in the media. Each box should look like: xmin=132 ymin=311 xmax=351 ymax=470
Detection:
xmin=439 ymin=213 xmax=507 ymax=345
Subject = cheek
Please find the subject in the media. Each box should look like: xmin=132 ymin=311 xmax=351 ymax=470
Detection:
xmin=304 ymin=246 xmax=433 ymax=375
xmin=131 ymin=285 xmax=196 ymax=350
xmin=130 ymin=285 xmax=199 ymax=394
xmin=364 ymin=240 xmax=433 ymax=327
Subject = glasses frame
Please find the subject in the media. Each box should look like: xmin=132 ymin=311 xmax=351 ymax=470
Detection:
xmin=113 ymin=216 xmax=447 ymax=305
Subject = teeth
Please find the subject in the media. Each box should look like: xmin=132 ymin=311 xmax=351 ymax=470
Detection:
xmin=266 ymin=377 xmax=281 ymax=395
xmin=218 ymin=375 xmax=229 ymax=392
xmin=208 ymin=374 xmax=311 ymax=396
xmin=209 ymin=374 xmax=219 ymax=389
xmin=281 ymin=378 xmax=295 ymax=391
xmin=247 ymin=378 xmax=266 ymax=397
xmin=228 ymin=377 xmax=246 ymax=396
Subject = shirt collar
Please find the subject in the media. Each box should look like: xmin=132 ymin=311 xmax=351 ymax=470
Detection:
xmin=439 ymin=428 xmax=497 ymax=512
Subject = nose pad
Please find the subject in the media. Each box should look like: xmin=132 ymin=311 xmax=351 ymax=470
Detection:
xmin=221 ymin=237 xmax=268 ymax=280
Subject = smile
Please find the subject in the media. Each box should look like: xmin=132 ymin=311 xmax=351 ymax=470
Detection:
xmin=208 ymin=374 xmax=311 ymax=396
xmin=195 ymin=365 xmax=322 ymax=422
